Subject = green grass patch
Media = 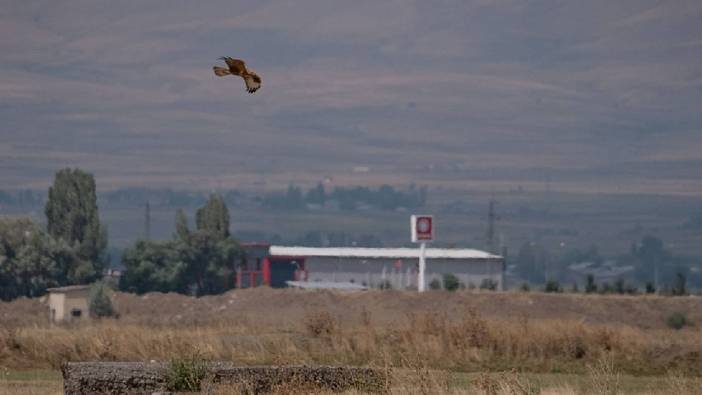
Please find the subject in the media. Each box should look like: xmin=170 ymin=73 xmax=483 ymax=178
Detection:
xmin=449 ymin=372 xmax=702 ymax=394
xmin=0 ymin=369 xmax=61 ymax=382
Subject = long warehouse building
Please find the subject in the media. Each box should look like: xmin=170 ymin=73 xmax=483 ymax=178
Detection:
xmin=238 ymin=244 xmax=504 ymax=290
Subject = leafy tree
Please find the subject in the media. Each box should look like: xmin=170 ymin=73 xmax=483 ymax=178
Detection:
xmin=544 ymin=280 xmax=562 ymax=293
xmin=357 ymin=234 xmax=383 ymax=247
xmin=44 ymin=235 xmax=94 ymax=284
xmin=632 ymin=235 xmax=670 ymax=284
xmin=614 ymin=278 xmax=625 ymax=294
xmin=174 ymin=209 xmax=190 ymax=242
xmin=672 ymin=272 xmax=687 ymax=296
xmin=429 ymin=278 xmax=442 ymax=290
xmin=293 ymin=231 xmax=383 ymax=247
xmin=305 ymin=182 xmax=326 ymax=205
xmin=263 ymin=184 xmax=428 ymax=211
xmin=195 ymin=194 xmax=230 ymax=238
xmin=89 ymin=281 xmax=115 ymax=318
xmin=515 ymin=242 xmax=549 ymax=283
xmin=377 ymin=185 xmax=398 ymax=210
xmin=480 ymin=278 xmax=498 ymax=291
xmin=0 ymin=218 xmax=59 ymax=300
xmin=122 ymin=199 xmax=242 ymax=296
xmin=585 ymin=274 xmax=597 ymax=294
xmin=119 ymin=240 xmax=187 ymax=294
xmin=443 ymin=273 xmax=460 ymax=291
xmin=180 ymin=232 xmax=240 ymax=295
xmin=44 ymin=168 xmax=107 ymax=280
xmin=0 ymin=217 xmax=98 ymax=301
xmin=285 ymin=185 xmax=304 ymax=209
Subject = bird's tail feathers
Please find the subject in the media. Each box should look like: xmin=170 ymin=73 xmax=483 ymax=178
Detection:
xmin=213 ymin=66 xmax=230 ymax=77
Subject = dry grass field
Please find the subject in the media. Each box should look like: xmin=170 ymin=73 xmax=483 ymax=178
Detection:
xmin=1 ymin=288 xmax=701 ymax=394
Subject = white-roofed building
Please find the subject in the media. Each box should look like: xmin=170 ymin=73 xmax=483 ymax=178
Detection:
xmin=237 ymin=244 xmax=504 ymax=291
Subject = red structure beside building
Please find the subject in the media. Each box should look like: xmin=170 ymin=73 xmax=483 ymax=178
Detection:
xmin=237 ymin=243 xmax=308 ymax=288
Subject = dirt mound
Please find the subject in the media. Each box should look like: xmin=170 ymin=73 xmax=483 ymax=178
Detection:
xmin=4 ymin=289 xmax=701 ymax=330
xmin=0 ymin=296 xmax=47 ymax=327
xmin=111 ymin=289 xmax=702 ymax=330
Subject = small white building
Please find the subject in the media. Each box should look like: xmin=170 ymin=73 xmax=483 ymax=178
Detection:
xmin=47 ymin=285 xmax=90 ymax=323
xmin=268 ymin=246 xmax=504 ymax=290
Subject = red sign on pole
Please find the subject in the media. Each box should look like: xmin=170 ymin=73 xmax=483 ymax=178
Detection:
xmin=411 ymin=215 xmax=433 ymax=242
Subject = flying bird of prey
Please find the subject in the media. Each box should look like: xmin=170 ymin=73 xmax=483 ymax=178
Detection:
xmin=213 ymin=57 xmax=261 ymax=93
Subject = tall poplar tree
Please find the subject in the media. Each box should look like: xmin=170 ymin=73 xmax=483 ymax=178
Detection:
xmin=195 ymin=194 xmax=230 ymax=238
xmin=174 ymin=208 xmax=191 ymax=242
xmin=44 ymin=168 xmax=107 ymax=282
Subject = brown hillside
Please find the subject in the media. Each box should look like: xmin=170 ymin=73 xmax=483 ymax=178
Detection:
xmin=4 ymin=289 xmax=699 ymax=330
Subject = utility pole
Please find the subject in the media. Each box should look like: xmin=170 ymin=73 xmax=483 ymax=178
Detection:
xmin=486 ymin=198 xmax=499 ymax=254
xmin=145 ymin=201 xmax=151 ymax=240
xmin=654 ymin=256 xmax=659 ymax=294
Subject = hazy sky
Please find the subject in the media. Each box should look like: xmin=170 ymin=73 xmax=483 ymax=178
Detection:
xmin=2 ymin=1 xmax=701 ymax=193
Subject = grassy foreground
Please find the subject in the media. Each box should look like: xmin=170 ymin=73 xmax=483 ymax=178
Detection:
xmin=1 ymin=290 xmax=701 ymax=393
xmin=0 ymin=370 xmax=62 ymax=395
xmin=2 ymin=310 xmax=700 ymax=375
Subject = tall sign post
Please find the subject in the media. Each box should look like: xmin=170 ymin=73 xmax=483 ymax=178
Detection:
xmin=411 ymin=215 xmax=433 ymax=292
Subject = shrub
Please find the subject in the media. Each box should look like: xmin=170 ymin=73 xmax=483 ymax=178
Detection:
xmin=443 ymin=273 xmax=460 ymax=292
xmin=379 ymin=280 xmax=392 ymax=290
xmin=667 ymin=312 xmax=690 ymax=330
xmin=614 ymin=279 xmax=625 ymax=294
xmin=672 ymin=273 xmax=687 ymax=296
xmin=88 ymin=281 xmax=115 ymax=318
xmin=428 ymin=278 xmax=442 ymax=290
xmin=588 ymin=356 xmax=621 ymax=395
xmin=519 ymin=283 xmax=530 ymax=292
xmin=474 ymin=370 xmax=540 ymax=395
xmin=613 ymin=279 xmax=637 ymax=295
xmin=304 ymin=311 xmax=337 ymax=337
xmin=480 ymin=278 xmax=498 ymax=291
xmin=585 ymin=275 xmax=597 ymax=294
xmin=645 ymin=282 xmax=656 ymax=294
xmin=544 ymin=280 xmax=561 ymax=293
xmin=166 ymin=354 xmax=208 ymax=392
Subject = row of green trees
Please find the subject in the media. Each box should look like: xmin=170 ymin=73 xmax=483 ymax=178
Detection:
xmin=0 ymin=167 xmax=244 ymax=300
xmin=262 ymin=183 xmax=427 ymax=211
xmin=0 ymin=169 xmax=107 ymax=301
xmin=0 ymin=189 xmax=43 ymax=207
xmin=119 ymin=195 xmax=242 ymax=296
xmin=103 ymin=188 xmax=211 ymax=207
xmin=514 ymin=236 xmax=700 ymax=289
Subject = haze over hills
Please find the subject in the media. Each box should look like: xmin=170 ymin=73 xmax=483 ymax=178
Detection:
xmin=1 ymin=1 xmax=701 ymax=195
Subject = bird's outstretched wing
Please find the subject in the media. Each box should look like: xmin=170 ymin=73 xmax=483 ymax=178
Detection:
xmin=213 ymin=66 xmax=230 ymax=77
xmin=219 ymin=57 xmax=246 ymax=76
xmin=244 ymin=73 xmax=261 ymax=93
